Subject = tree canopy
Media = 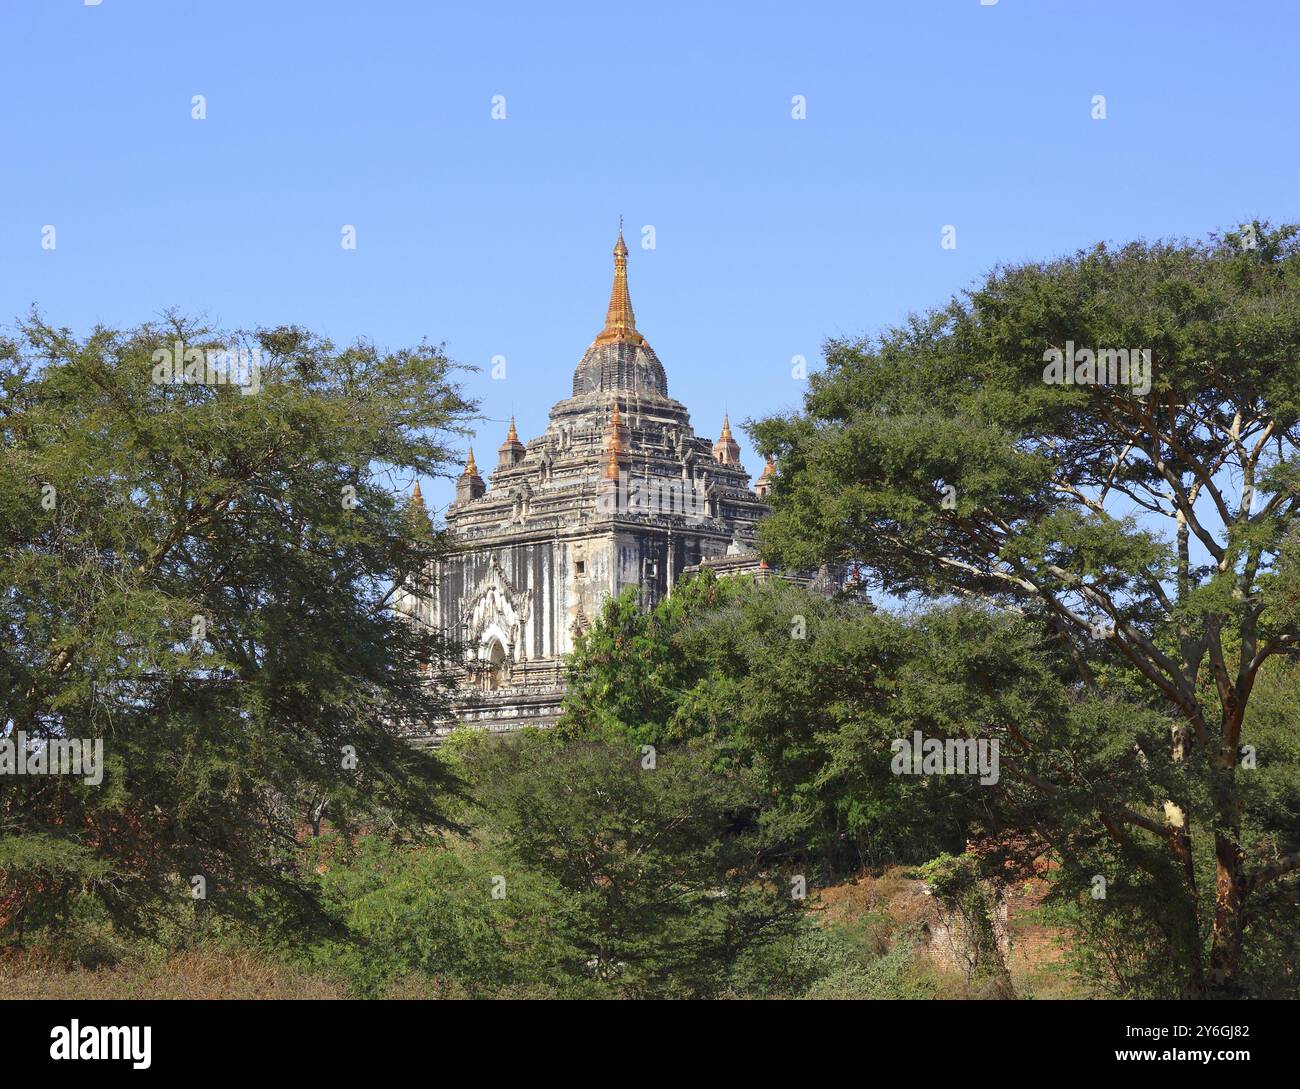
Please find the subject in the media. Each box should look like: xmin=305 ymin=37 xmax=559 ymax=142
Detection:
xmin=1 ymin=313 xmax=475 ymax=937
xmin=752 ymin=222 xmax=1300 ymax=996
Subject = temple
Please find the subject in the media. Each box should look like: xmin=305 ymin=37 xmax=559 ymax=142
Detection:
xmin=396 ymin=227 xmax=775 ymax=738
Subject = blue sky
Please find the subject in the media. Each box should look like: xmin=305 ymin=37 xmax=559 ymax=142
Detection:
xmin=3 ymin=0 xmax=1297 ymax=513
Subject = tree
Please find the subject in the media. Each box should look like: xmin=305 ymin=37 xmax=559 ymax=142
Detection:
xmin=556 ymin=572 xmax=734 ymax=749
xmin=560 ymin=573 xmax=994 ymax=873
xmin=753 ymin=222 xmax=1300 ymax=996
xmin=304 ymin=832 xmax=580 ymax=998
xmin=0 ymin=312 xmax=475 ymax=939
xmin=461 ymin=729 xmax=806 ymax=997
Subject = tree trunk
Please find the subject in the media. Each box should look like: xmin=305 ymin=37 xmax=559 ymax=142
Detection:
xmin=1209 ymin=828 xmax=1245 ymax=995
xmin=1165 ymin=722 xmax=1207 ymax=998
xmin=1208 ymin=713 xmax=1246 ymax=997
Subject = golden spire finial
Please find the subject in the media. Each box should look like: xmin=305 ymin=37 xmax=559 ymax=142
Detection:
xmin=506 ymin=416 xmax=518 ymax=443
xmin=596 ymin=221 xmax=642 ymax=346
xmin=465 ymin=446 xmax=478 ymax=475
xmin=604 ymin=445 xmax=623 ymax=481
xmin=607 ymin=402 xmax=627 ymax=455
xmin=411 ymin=480 xmax=426 ymax=509
xmin=720 ymin=413 xmax=733 ymax=441
xmin=603 ymin=401 xmax=630 ymax=480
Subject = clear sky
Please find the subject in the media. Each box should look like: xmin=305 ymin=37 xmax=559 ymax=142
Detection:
xmin=3 ymin=0 xmax=1296 ymax=513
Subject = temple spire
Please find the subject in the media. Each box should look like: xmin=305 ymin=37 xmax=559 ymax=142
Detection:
xmin=603 ymin=401 xmax=630 ymax=480
xmin=713 ymin=413 xmax=740 ymax=466
xmin=755 ymin=454 xmax=776 ymax=499
xmin=453 ymin=445 xmax=485 ymax=508
xmin=498 ymin=416 xmax=526 ymax=469
xmin=406 ymin=479 xmax=434 ymax=532
xmin=607 ymin=402 xmax=629 ymax=457
xmin=595 ymin=220 xmax=644 ymax=346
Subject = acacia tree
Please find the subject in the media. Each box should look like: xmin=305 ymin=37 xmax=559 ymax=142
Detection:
xmin=460 ymin=730 xmax=807 ymax=998
xmin=0 ymin=313 xmax=474 ymax=938
xmin=754 ymin=223 xmax=1300 ymax=996
xmin=560 ymin=573 xmax=999 ymax=874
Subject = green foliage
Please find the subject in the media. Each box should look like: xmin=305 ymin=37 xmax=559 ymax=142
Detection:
xmin=752 ymin=223 xmax=1300 ymax=996
xmin=461 ymin=730 xmax=807 ymax=997
xmin=801 ymin=928 xmax=942 ymax=1000
xmin=549 ymin=519 xmax=1300 ymax=999
xmin=274 ymin=731 xmax=812 ymax=998
xmin=561 ymin=567 xmax=1180 ymax=917
xmin=562 ymin=572 xmax=994 ymax=872
xmin=559 ymin=571 xmax=746 ymax=747
xmin=1 ymin=312 xmax=476 ymax=939
xmin=303 ymin=835 xmax=583 ymax=998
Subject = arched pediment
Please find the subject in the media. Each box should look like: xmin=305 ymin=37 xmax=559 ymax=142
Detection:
xmin=465 ymin=555 xmax=532 ymax=664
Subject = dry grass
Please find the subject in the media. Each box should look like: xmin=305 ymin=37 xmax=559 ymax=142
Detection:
xmin=0 ymin=946 xmax=349 ymax=1000
xmin=0 ymin=948 xmax=577 ymax=1000
xmin=815 ymin=867 xmax=932 ymax=926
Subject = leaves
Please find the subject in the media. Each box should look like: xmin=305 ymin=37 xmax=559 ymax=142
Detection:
xmin=1 ymin=312 xmax=477 ymax=937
